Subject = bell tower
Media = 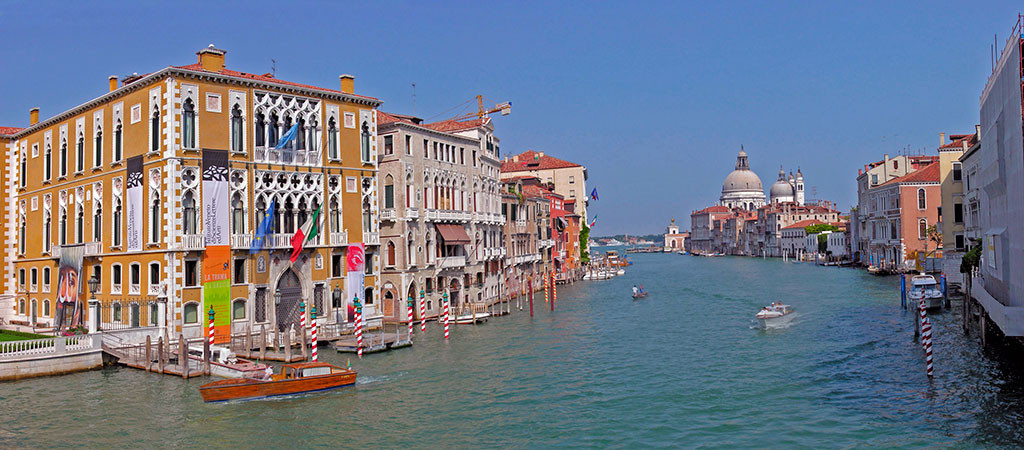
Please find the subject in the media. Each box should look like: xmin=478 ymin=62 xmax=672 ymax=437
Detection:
xmin=795 ymin=168 xmax=805 ymax=205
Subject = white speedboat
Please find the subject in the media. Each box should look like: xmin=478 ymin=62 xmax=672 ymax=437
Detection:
xmin=185 ymin=345 xmax=271 ymax=379
xmin=616 ymin=268 xmax=625 ymax=276
xmin=755 ymin=303 xmax=794 ymax=328
xmin=908 ymin=274 xmax=943 ymax=310
xmin=455 ymin=312 xmax=490 ymax=325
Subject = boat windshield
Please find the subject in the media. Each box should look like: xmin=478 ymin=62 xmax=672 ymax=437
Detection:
xmin=303 ymin=366 xmax=332 ymax=377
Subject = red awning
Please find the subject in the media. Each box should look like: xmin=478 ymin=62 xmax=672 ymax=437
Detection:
xmin=435 ymin=224 xmax=470 ymax=244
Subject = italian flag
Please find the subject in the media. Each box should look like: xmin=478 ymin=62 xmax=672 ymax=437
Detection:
xmin=290 ymin=204 xmax=323 ymax=263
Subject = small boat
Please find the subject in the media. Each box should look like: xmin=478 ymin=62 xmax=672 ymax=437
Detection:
xmin=632 ymin=291 xmax=648 ymax=300
xmin=455 ymin=312 xmax=490 ymax=324
xmin=184 ymin=345 xmax=270 ymax=379
xmin=755 ymin=303 xmax=794 ymax=328
xmin=616 ymin=268 xmax=625 ymax=276
xmin=199 ymin=362 xmax=357 ymax=403
xmin=908 ymin=274 xmax=943 ymax=310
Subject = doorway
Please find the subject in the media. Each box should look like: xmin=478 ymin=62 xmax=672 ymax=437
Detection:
xmin=275 ymin=269 xmax=303 ymax=332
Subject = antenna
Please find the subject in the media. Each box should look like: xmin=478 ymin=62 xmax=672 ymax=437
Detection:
xmin=271 ymin=59 xmax=277 ymax=78
xmin=412 ymin=83 xmax=417 ymax=115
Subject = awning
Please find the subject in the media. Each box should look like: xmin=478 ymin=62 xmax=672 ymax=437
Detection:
xmin=436 ymin=224 xmax=470 ymax=244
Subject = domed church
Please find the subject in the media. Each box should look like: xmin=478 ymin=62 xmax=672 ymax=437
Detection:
xmin=769 ymin=166 xmax=804 ymax=205
xmin=719 ymin=147 xmax=766 ymax=211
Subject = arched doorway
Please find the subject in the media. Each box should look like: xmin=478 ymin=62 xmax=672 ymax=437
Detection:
xmin=448 ymin=278 xmax=461 ymax=308
xmin=30 ymin=299 xmax=37 ymax=326
xmin=408 ymin=282 xmax=419 ymax=320
xmin=383 ymin=290 xmax=396 ymax=320
xmin=275 ymin=269 xmax=303 ymax=331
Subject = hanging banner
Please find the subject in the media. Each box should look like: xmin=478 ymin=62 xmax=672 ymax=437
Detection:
xmin=54 ymin=244 xmax=84 ymax=331
xmin=202 ymin=150 xmax=231 ymax=343
xmin=125 ymin=156 xmax=144 ymax=252
xmin=345 ymin=243 xmax=365 ymax=324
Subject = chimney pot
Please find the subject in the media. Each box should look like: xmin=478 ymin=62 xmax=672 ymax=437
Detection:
xmin=339 ymin=74 xmax=354 ymax=94
xmin=108 ymin=75 xmax=118 ymax=92
xmin=883 ymin=153 xmax=889 ymax=160
xmin=196 ymin=45 xmax=226 ymax=72
xmin=940 ymin=132 xmax=946 ymax=146
xmin=30 ymin=108 xmax=39 ymax=126
xmin=976 ymin=124 xmax=981 ymax=138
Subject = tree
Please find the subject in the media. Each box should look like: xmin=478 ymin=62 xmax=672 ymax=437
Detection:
xmin=580 ymin=223 xmax=591 ymax=264
xmin=922 ymin=225 xmax=942 ymax=258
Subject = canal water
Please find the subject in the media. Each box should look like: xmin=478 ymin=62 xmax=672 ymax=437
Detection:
xmin=4 ymin=252 xmax=1024 ymax=447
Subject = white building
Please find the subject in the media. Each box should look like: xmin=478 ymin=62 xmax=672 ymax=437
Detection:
xmin=720 ymin=148 xmax=766 ymax=211
xmin=827 ymin=231 xmax=849 ymax=259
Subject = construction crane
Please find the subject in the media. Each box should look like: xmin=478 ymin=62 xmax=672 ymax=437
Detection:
xmin=449 ymin=95 xmax=511 ymax=122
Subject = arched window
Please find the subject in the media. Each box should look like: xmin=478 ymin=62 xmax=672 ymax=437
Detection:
xmin=231 ymin=105 xmax=243 ymax=152
xmin=327 ymin=117 xmax=338 ymax=159
xmin=114 ymin=121 xmax=123 ymax=162
xmin=76 ymin=205 xmax=84 ymax=243
xmin=18 ymin=299 xmax=25 ymax=314
xmin=283 ymin=197 xmax=295 ymax=234
xmin=151 ymin=194 xmax=160 ymax=243
xmin=20 ymin=150 xmax=26 ymax=187
xmin=268 ymin=113 xmax=279 ymax=147
xmin=60 ymin=140 xmax=68 ymax=176
xmin=113 ymin=302 xmax=122 ymax=322
xmin=384 ymin=175 xmax=394 ymax=209
xmin=387 ymin=241 xmax=396 ymax=266
xmin=112 ymin=199 xmax=122 ymax=247
xmin=59 ymin=207 xmax=67 ymax=245
xmin=330 ymin=196 xmax=341 ymax=234
xmin=232 ymin=299 xmax=246 ymax=320
xmin=296 ymin=117 xmax=306 ymax=150
xmin=182 ymin=191 xmax=197 ymax=235
xmin=362 ymin=199 xmax=372 ymax=231
xmin=306 ymin=117 xmax=318 ymax=153
xmin=917 ymin=188 xmax=926 ymax=210
xmin=360 ymin=121 xmax=370 ymax=162
xmin=44 ymin=144 xmax=52 ymax=180
xmin=18 ymin=215 xmax=25 ymax=254
xmin=919 ymin=219 xmax=927 ymax=239
xmin=151 ymin=106 xmax=161 ymax=151
xmin=43 ymin=299 xmax=50 ymax=317
xmin=255 ymin=110 xmax=266 ymax=147
xmin=93 ymin=203 xmax=102 ymax=242
xmin=149 ymin=262 xmax=161 ymax=286
xmin=183 ymin=302 xmax=198 ymax=324
xmin=182 ymin=98 xmax=196 ymax=149
xmin=94 ymin=129 xmax=103 ymax=167
xmin=232 ymin=193 xmax=245 ymax=234
xmin=76 ymin=133 xmax=84 ymax=172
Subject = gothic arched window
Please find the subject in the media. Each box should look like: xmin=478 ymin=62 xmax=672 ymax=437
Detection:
xmin=183 ymin=98 xmax=196 ymax=149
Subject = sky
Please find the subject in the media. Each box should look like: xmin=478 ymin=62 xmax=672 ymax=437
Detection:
xmin=0 ymin=1 xmax=1019 ymax=235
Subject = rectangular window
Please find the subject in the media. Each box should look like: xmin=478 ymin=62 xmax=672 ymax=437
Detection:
xmin=955 ymin=234 xmax=965 ymax=250
xmin=405 ymin=135 xmax=412 ymax=155
xmin=460 ymin=148 xmax=464 ymax=165
xmin=332 ymin=254 xmax=342 ymax=277
xmin=130 ymin=264 xmax=140 ymax=286
xmin=30 ymin=268 xmax=37 ymax=291
xmin=185 ymin=260 xmax=198 ymax=287
xmin=149 ymin=264 xmax=160 ymax=285
xmin=952 ymin=162 xmax=962 ymax=182
xmin=569 ymin=190 xmax=575 ymax=198
xmin=233 ymin=258 xmax=246 ymax=284
xmin=423 ymin=139 xmax=428 ymax=158
xmin=112 ymin=265 xmax=121 ymax=287
xmin=384 ymin=135 xmax=393 ymax=155
xmin=569 ymin=176 xmax=575 ymax=184
xmin=953 ymin=203 xmax=963 ymax=224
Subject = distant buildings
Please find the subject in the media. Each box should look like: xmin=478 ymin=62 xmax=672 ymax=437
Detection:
xmin=663 ymin=219 xmax=688 ymax=252
xmin=501 ymin=151 xmax=588 ymax=222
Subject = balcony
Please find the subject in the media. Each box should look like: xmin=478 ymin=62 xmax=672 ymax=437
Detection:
xmin=513 ymin=254 xmax=541 ymax=265
xmin=438 ymin=255 xmax=467 ymax=269
xmin=405 ymin=208 xmax=419 ymax=220
xmin=363 ymin=231 xmax=380 ymax=246
xmin=381 ymin=209 xmax=397 ymax=221
xmin=231 ymin=234 xmax=253 ymax=250
xmin=539 ymin=239 xmax=555 ymax=248
xmin=424 ymin=209 xmax=438 ymax=221
xmin=330 ymin=231 xmax=349 ymax=246
xmin=174 ymin=234 xmax=205 ymax=251
xmin=148 ymin=282 xmax=164 ymax=296
xmin=84 ymin=241 xmax=103 ymax=256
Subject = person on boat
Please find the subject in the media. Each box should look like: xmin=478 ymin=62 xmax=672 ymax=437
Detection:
xmin=632 ymin=285 xmax=639 ymax=296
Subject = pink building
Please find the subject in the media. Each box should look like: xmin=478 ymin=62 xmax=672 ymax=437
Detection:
xmin=865 ymin=163 xmax=941 ymax=270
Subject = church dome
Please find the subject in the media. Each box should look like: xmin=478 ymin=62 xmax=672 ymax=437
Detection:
xmin=770 ymin=179 xmax=794 ymax=198
xmin=722 ymin=169 xmax=764 ymax=194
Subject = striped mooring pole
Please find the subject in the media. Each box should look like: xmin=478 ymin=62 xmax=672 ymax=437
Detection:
xmin=407 ymin=295 xmax=415 ymax=337
xmin=299 ymin=300 xmax=306 ymax=332
xmin=551 ymin=271 xmax=556 ymax=312
xmin=442 ymin=292 xmax=450 ymax=340
xmin=354 ymin=297 xmax=363 ymax=358
xmin=208 ymin=307 xmax=215 ymax=346
xmin=544 ymin=272 xmax=550 ymax=305
xmin=922 ymin=316 xmax=934 ymax=377
xmin=420 ymin=289 xmax=427 ymax=332
xmin=311 ymin=306 xmax=318 ymax=362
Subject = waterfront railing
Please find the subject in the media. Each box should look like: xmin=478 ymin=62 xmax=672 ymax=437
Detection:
xmin=0 ymin=335 xmax=100 ymax=361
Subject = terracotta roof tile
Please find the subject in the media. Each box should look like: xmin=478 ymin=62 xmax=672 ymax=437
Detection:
xmin=880 ymin=162 xmax=940 ymax=186
xmin=782 ymin=219 xmax=824 ymax=230
xmin=501 ymin=150 xmax=582 ymax=173
xmin=422 ymin=117 xmax=489 ymax=133
xmin=693 ymin=205 xmax=731 ymax=214
xmin=173 ymin=63 xmax=379 ymax=101
xmin=0 ymin=126 xmax=24 ymax=136
xmin=939 ymin=133 xmax=978 ymax=149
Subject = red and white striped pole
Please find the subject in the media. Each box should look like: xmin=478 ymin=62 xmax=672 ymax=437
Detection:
xmin=443 ymin=291 xmax=450 ymax=340
xmin=311 ymin=306 xmax=318 ymax=362
xmin=551 ymin=271 xmax=556 ymax=312
xmin=419 ymin=289 xmax=427 ymax=332
xmin=922 ymin=316 xmax=934 ymax=377
xmin=544 ymin=272 xmax=550 ymax=305
xmin=354 ymin=297 xmax=364 ymax=358
xmin=207 ymin=307 xmax=215 ymax=346
xmin=299 ymin=300 xmax=306 ymax=332
xmin=407 ymin=295 xmax=415 ymax=337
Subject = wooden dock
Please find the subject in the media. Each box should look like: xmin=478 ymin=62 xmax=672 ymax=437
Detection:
xmin=335 ymin=327 xmax=413 ymax=354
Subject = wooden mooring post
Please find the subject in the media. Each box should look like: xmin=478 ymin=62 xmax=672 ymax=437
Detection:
xmin=245 ymin=325 xmax=253 ymax=359
xmin=284 ymin=330 xmax=292 ymax=361
xmin=145 ymin=335 xmax=152 ymax=373
xmin=157 ymin=336 xmax=165 ymax=374
xmin=260 ymin=324 xmax=267 ymax=360
xmin=203 ymin=337 xmax=211 ymax=376
xmin=179 ymin=333 xmax=188 ymax=379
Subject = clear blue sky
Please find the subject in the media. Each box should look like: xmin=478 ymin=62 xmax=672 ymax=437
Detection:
xmin=1 ymin=2 xmax=1019 ymax=235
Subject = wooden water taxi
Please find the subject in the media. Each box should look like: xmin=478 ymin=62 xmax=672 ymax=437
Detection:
xmin=199 ymin=362 xmax=356 ymax=403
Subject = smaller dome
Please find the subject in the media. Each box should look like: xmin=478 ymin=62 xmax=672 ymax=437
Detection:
xmin=770 ymin=179 xmax=794 ymax=198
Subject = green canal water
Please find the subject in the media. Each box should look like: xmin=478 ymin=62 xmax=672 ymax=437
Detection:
xmin=4 ymin=253 xmax=1024 ymax=447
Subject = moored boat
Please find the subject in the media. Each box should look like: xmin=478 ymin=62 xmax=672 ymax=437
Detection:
xmin=908 ymin=273 xmax=943 ymax=310
xmin=199 ymin=362 xmax=356 ymax=402
xmin=184 ymin=345 xmax=270 ymax=379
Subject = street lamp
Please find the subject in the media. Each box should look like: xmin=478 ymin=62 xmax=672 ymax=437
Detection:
xmin=274 ymin=290 xmax=282 ymax=306
xmin=87 ymin=275 xmax=100 ymax=298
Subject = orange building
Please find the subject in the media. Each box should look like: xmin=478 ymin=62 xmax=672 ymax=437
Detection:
xmin=3 ymin=46 xmax=383 ymax=340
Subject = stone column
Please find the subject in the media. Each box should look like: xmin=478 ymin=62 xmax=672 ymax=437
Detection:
xmin=157 ymin=296 xmax=168 ymax=335
xmin=88 ymin=299 xmax=100 ymax=334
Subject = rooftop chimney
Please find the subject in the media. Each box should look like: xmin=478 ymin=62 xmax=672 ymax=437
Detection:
xmin=196 ymin=44 xmax=226 ymax=72
xmin=940 ymin=132 xmax=945 ymax=146
xmin=108 ymin=75 xmax=118 ymax=92
xmin=30 ymin=108 xmax=39 ymax=126
xmin=339 ymin=74 xmax=354 ymax=94
xmin=976 ymin=124 xmax=981 ymax=138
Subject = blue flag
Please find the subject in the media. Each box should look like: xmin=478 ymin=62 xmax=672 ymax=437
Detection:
xmin=275 ymin=123 xmax=299 ymax=150
xmin=250 ymin=200 xmax=276 ymax=254
xmin=590 ymin=188 xmax=599 ymax=201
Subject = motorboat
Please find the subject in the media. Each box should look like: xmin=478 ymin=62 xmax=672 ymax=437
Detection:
xmin=632 ymin=291 xmax=648 ymax=300
xmin=908 ymin=274 xmax=943 ymax=310
xmin=455 ymin=312 xmax=490 ymax=324
xmin=199 ymin=362 xmax=356 ymax=402
xmin=616 ymin=268 xmax=625 ymax=276
xmin=755 ymin=303 xmax=794 ymax=328
xmin=185 ymin=345 xmax=270 ymax=379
